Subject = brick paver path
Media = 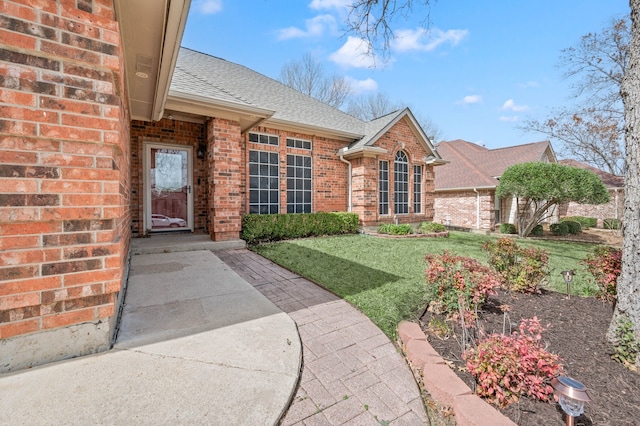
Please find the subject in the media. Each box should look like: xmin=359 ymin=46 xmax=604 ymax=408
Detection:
xmin=217 ymin=249 xmax=427 ymax=425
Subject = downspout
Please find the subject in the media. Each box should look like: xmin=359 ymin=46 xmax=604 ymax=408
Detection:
xmin=614 ymin=188 xmax=620 ymax=220
xmin=339 ymin=152 xmax=352 ymax=212
xmin=473 ymin=188 xmax=480 ymax=229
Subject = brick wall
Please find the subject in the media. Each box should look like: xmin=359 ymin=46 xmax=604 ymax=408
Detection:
xmin=0 ymin=0 xmax=130 ymax=372
xmin=359 ymin=117 xmax=437 ymax=226
xmin=209 ymin=117 xmax=244 ymax=241
xmin=130 ymin=118 xmax=207 ymax=235
xmin=559 ymin=188 xmax=624 ymax=226
xmin=245 ymin=125 xmax=349 ymax=217
xmin=434 ymin=190 xmax=495 ymax=230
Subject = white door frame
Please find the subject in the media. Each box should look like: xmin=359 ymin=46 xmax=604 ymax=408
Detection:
xmin=143 ymin=142 xmax=194 ymax=233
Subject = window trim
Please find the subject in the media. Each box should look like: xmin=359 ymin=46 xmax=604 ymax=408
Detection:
xmin=413 ymin=164 xmax=422 ymax=214
xmin=286 ymin=153 xmax=313 ymax=213
xmin=379 ymin=160 xmax=389 ymax=215
xmin=248 ymin=149 xmax=280 ymax=214
xmin=394 ymin=151 xmax=409 ymax=215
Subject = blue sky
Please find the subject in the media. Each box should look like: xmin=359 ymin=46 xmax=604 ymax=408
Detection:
xmin=182 ymin=0 xmax=630 ymax=149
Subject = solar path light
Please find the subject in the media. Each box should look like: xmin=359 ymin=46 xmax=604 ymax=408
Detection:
xmin=560 ymin=270 xmax=574 ymax=299
xmin=551 ymin=376 xmax=591 ymax=426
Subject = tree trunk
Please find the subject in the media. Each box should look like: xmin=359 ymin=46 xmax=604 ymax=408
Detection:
xmin=608 ymin=0 xmax=640 ymax=365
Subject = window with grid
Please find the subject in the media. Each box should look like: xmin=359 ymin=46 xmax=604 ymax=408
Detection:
xmin=248 ymin=132 xmax=279 ymax=146
xmin=286 ymin=154 xmax=312 ymax=213
xmin=413 ymin=165 xmax=422 ymax=213
xmin=394 ymin=151 xmax=409 ymax=214
xmin=379 ymin=160 xmax=389 ymax=215
xmin=249 ymin=150 xmax=279 ymax=214
xmin=286 ymin=138 xmax=312 ymax=150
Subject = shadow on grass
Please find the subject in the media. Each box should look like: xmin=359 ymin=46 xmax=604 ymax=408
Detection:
xmin=254 ymin=243 xmax=403 ymax=298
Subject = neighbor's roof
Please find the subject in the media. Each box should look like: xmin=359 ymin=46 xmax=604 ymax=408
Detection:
xmin=435 ymin=139 xmax=554 ymax=190
xmin=559 ymin=159 xmax=624 ymax=188
xmin=170 ymin=47 xmax=365 ymax=138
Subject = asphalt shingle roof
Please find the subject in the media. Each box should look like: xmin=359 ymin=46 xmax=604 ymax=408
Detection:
xmin=559 ymin=159 xmax=624 ymax=188
xmin=171 ymin=48 xmax=365 ymax=137
xmin=435 ymin=139 xmax=553 ymax=190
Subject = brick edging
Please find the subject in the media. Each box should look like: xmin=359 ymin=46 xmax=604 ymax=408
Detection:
xmin=397 ymin=321 xmax=516 ymax=426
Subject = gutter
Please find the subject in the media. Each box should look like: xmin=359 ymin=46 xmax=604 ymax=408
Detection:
xmin=473 ymin=188 xmax=480 ymax=229
xmin=338 ymin=149 xmax=352 ymax=212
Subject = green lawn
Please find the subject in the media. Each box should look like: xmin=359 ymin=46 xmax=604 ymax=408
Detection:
xmin=252 ymin=232 xmax=601 ymax=338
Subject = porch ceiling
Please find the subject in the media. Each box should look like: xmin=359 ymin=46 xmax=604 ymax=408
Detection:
xmin=114 ymin=0 xmax=191 ymax=122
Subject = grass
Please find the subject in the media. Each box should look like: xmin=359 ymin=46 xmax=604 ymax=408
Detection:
xmin=252 ymin=232 xmax=601 ymax=338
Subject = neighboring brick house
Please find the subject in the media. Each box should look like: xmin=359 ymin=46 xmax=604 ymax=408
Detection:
xmin=558 ymin=159 xmax=624 ymax=226
xmin=1 ymin=2 xmax=443 ymax=372
xmin=433 ymin=139 xmax=557 ymax=230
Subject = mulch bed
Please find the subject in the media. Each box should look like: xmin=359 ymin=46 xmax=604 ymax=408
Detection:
xmin=421 ymin=289 xmax=640 ymax=425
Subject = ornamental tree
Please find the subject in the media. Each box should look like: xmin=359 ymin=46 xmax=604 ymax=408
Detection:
xmin=496 ymin=162 xmax=609 ymax=237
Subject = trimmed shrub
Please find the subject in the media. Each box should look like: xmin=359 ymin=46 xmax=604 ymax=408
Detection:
xmin=464 ymin=317 xmax=563 ymax=407
xmin=563 ymin=220 xmax=582 ymax=235
xmin=377 ymin=223 xmax=414 ymax=235
xmin=530 ymin=224 xmax=543 ymax=237
xmin=482 ymin=238 xmax=549 ymax=293
xmin=582 ymin=245 xmax=622 ymax=303
xmin=603 ymin=218 xmax=621 ymax=230
xmin=425 ymin=251 xmax=501 ymax=327
xmin=499 ymin=223 xmax=517 ymax=234
xmin=241 ymin=212 xmax=359 ymax=244
xmin=562 ymin=216 xmax=597 ymax=229
xmin=418 ymin=221 xmax=446 ymax=233
xmin=550 ymin=222 xmax=569 ymax=236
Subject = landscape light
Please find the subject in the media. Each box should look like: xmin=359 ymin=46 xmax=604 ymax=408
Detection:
xmin=560 ymin=270 xmax=574 ymax=299
xmin=551 ymin=376 xmax=591 ymax=426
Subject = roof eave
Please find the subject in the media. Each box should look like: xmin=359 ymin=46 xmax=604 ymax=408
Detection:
xmin=166 ymin=89 xmax=276 ymax=118
xmin=265 ymin=118 xmax=363 ymax=142
xmin=435 ymin=185 xmax=497 ymax=192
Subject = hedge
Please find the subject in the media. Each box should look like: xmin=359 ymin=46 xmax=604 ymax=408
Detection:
xmin=530 ymin=224 xmax=543 ymax=237
xmin=561 ymin=216 xmax=597 ymax=229
xmin=563 ymin=220 xmax=582 ymax=235
xmin=500 ymin=223 xmax=517 ymax=234
xmin=241 ymin=212 xmax=359 ymax=244
xmin=550 ymin=222 xmax=569 ymax=236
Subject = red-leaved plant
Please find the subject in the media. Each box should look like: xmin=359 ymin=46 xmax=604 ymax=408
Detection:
xmin=425 ymin=251 xmax=501 ymax=328
xmin=582 ymin=246 xmax=622 ymax=303
xmin=463 ymin=317 xmax=563 ymax=407
xmin=482 ymin=238 xmax=549 ymax=293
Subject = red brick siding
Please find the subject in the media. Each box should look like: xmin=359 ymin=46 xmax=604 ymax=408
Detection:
xmin=559 ymin=188 xmax=624 ymax=226
xmin=209 ymin=118 xmax=244 ymax=241
xmin=434 ymin=190 xmax=495 ymax=230
xmin=130 ymin=119 xmax=207 ymax=235
xmin=361 ymin=117 xmax=436 ymax=226
xmin=0 ymin=0 xmax=129 ymax=341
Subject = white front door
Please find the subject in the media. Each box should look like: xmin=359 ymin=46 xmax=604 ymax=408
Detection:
xmin=144 ymin=143 xmax=194 ymax=233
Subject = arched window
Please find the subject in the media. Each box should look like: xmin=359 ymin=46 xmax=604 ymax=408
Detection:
xmin=394 ymin=151 xmax=409 ymax=214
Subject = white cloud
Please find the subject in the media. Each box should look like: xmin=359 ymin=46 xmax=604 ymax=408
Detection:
xmin=309 ymin=0 xmax=351 ymax=11
xmin=502 ymin=99 xmax=529 ymax=112
xmin=344 ymin=76 xmax=378 ymax=94
xmin=392 ymin=27 xmax=468 ymax=52
xmin=457 ymin=94 xmax=483 ymax=105
xmin=277 ymin=14 xmax=337 ymax=40
xmin=329 ymin=37 xmax=377 ymax=69
xmin=499 ymin=115 xmax=519 ymax=122
xmin=194 ymin=0 xmax=222 ymax=14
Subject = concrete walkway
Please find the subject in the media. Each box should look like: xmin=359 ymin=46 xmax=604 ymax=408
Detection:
xmin=0 ymin=249 xmax=301 ymax=425
xmin=217 ymin=249 xmax=427 ymax=425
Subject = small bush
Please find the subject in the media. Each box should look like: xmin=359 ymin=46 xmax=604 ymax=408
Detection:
xmin=425 ymin=251 xmax=501 ymax=327
xmin=499 ymin=223 xmax=517 ymax=234
xmin=550 ymin=222 xmax=569 ymax=236
xmin=562 ymin=216 xmax=597 ymax=229
xmin=610 ymin=318 xmax=640 ymax=369
xmin=563 ymin=220 xmax=582 ymax=235
xmin=603 ymin=218 xmax=621 ymax=230
xmin=530 ymin=224 xmax=543 ymax=237
xmin=377 ymin=223 xmax=414 ymax=235
xmin=418 ymin=221 xmax=446 ymax=233
xmin=582 ymin=246 xmax=622 ymax=303
xmin=464 ymin=317 xmax=563 ymax=407
xmin=241 ymin=212 xmax=359 ymax=244
xmin=482 ymin=238 xmax=549 ymax=293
